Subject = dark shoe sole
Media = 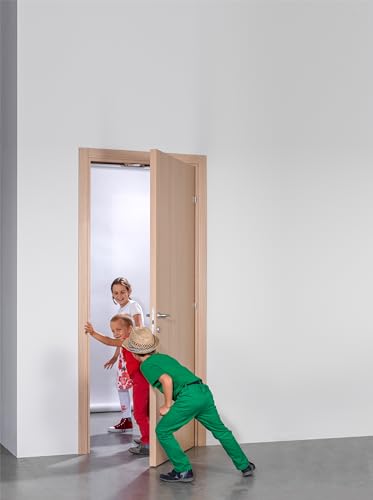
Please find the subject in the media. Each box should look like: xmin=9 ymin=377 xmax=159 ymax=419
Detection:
xmin=160 ymin=476 xmax=194 ymax=483
xmin=128 ymin=447 xmax=149 ymax=456
xmin=242 ymin=462 xmax=256 ymax=477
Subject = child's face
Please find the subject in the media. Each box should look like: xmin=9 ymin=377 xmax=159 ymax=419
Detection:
xmin=110 ymin=320 xmax=131 ymax=340
xmin=112 ymin=284 xmax=130 ymax=307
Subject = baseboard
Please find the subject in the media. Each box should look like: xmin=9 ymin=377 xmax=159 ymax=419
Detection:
xmin=90 ymin=403 xmax=121 ymax=413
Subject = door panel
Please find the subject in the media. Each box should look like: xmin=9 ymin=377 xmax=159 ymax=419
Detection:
xmin=149 ymin=149 xmax=196 ymax=467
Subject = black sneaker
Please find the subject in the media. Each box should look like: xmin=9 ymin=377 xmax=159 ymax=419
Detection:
xmin=160 ymin=469 xmax=194 ymax=483
xmin=242 ymin=462 xmax=256 ymax=477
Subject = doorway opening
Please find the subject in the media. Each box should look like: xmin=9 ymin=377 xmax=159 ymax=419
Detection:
xmin=89 ymin=162 xmax=150 ymax=454
xmin=79 ymin=148 xmax=207 ymax=466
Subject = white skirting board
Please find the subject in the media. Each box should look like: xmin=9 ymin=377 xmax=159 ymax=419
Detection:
xmin=90 ymin=403 xmax=121 ymax=413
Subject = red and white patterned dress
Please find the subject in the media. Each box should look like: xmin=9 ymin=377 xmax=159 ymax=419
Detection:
xmin=117 ymin=348 xmax=133 ymax=390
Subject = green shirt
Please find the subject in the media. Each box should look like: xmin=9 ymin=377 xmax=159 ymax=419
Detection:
xmin=140 ymin=353 xmax=201 ymax=400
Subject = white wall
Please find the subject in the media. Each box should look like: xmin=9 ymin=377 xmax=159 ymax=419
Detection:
xmin=90 ymin=165 xmax=150 ymax=412
xmin=0 ymin=0 xmax=17 ymax=455
xmin=16 ymin=0 xmax=373 ymax=456
xmin=206 ymin=2 xmax=373 ymax=444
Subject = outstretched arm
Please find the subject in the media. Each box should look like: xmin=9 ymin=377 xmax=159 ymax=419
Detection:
xmin=159 ymin=373 xmax=173 ymax=416
xmin=84 ymin=322 xmax=123 ymax=347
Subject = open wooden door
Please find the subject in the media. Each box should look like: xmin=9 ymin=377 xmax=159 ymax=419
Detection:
xmin=78 ymin=147 xmax=206 ymax=456
xmin=149 ymin=149 xmax=196 ymax=467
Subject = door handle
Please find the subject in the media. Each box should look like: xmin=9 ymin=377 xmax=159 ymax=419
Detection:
xmin=157 ymin=312 xmax=171 ymax=319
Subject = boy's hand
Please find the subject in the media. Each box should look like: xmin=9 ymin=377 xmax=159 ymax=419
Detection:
xmin=159 ymin=405 xmax=171 ymax=416
xmin=84 ymin=322 xmax=95 ymax=335
xmin=104 ymin=357 xmax=118 ymax=369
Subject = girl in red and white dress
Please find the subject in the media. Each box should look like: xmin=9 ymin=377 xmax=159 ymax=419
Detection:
xmin=103 ymin=277 xmax=144 ymax=433
xmin=85 ymin=314 xmax=150 ymax=455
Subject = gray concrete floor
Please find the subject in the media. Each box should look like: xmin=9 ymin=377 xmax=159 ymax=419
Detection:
xmin=1 ymin=412 xmax=373 ymax=500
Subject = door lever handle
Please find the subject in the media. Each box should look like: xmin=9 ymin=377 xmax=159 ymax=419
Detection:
xmin=157 ymin=312 xmax=171 ymax=319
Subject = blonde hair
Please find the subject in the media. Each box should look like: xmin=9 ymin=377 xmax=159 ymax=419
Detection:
xmin=110 ymin=314 xmax=134 ymax=329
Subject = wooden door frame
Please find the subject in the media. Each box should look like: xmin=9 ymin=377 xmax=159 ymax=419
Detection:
xmin=78 ymin=147 xmax=207 ymax=455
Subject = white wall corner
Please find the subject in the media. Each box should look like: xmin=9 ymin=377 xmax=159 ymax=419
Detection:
xmin=0 ymin=0 xmax=18 ymax=456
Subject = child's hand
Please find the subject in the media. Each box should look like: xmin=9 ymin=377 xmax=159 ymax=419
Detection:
xmin=159 ymin=405 xmax=171 ymax=416
xmin=84 ymin=322 xmax=95 ymax=335
xmin=104 ymin=357 xmax=118 ymax=369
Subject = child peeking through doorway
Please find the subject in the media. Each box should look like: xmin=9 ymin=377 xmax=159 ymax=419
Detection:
xmin=123 ymin=327 xmax=256 ymax=483
xmin=105 ymin=277 xmax=144 ymax=433
xmin=85 ymin=314 xmax=150 ymax=455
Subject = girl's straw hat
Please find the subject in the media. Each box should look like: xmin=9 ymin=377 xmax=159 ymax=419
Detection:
xmin=123 ymin=327 xmax=159 ymax=354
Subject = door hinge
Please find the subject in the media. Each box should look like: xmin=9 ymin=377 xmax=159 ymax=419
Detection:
xmin=193 ymin=196 xmax=197 ymax=204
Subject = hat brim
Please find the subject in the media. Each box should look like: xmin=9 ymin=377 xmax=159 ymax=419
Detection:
xmin=122 ymin=334 xmax=159 ymax=354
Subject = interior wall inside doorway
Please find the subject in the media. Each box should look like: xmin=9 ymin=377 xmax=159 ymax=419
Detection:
xmin=90 ymin=164 xmax=150 ymax=412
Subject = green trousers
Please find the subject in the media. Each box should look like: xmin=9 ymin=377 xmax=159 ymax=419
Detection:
xmin=156 ymin=383 xmax=250 ymax=472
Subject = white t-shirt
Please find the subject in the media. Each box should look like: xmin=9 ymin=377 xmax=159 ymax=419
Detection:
xmin=118 ymin=299 xmax=144 ymax=326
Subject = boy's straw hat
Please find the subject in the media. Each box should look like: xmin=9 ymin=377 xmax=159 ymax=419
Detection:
xmin=122 ymin=327 xmax=159 ymax=354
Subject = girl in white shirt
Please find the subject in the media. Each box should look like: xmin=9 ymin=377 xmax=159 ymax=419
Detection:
xmin=105 ymin=277 xmax=144 ymax=432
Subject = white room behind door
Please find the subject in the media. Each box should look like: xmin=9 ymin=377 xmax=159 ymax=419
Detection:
xmin=90 ymin=164 xmax=150 ymax=413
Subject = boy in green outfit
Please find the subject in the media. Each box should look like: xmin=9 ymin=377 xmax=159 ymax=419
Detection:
xmin=123 ymin=327 xmax=256 ymax=483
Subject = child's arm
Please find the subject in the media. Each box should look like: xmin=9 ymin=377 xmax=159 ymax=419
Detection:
xmin=133 ymin=314 xmax=143 ymax=327
xmin=104 ymin=347 xmax=120 ymax=369
xmin=84 ymin=322 xmax=123 ymax=347
xmin=159 ymin=374 xmax=173 ymax=416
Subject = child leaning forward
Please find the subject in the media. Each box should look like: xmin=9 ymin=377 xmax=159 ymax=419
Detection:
xmin=123 ymin=327 xmax=256 ymax=482
xmin=85 ymin=314 xmax=150 ymax=455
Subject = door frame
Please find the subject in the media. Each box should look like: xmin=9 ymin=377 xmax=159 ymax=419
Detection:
xmin=78 ymin=147 xmax=207 ymax=455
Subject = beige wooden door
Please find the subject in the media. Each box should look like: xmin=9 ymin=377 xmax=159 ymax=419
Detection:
xmin=149 ymin=149 xmax=196 ymax=467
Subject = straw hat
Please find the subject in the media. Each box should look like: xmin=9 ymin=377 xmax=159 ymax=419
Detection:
xmin=122 ymin=327 xmax=159 ymax=354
